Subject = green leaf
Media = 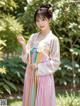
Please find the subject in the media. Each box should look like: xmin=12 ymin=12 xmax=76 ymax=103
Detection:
xmin=3 ymin=79 xmax=17 ymax=92
xmin=3 ymin=84 xmax=11 ymax=95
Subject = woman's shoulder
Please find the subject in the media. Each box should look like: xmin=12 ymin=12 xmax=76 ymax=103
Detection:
xmin=46 ymin=31 xmax=59 ymax=43
xmin=30 ymin=32 xmax=39 ymax=40
xmin=50 ymin=31 xmax=59 ymax=40
xmin=31 ymin=32 xmax=39 ymax=37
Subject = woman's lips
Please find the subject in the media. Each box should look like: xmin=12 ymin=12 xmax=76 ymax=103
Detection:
xmin=40 ymin=26 xmax=45 ymax=28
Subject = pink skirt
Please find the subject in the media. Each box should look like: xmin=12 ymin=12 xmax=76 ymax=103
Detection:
xmin=22 ymin=66 xmax=56 ymax=106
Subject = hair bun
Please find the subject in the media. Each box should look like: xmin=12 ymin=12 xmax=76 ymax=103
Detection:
xmin=34 ymin=4 xmax=53 ymax=21
xmin=46 ymin=4 xmax=53 ymax=13
xmin=40 ymin=4 xmax=53 ymax=12
xmin=45 ymin=4 xmax=52 ymax=9
xmin=40 ymin=4 xmax=52 ymax=9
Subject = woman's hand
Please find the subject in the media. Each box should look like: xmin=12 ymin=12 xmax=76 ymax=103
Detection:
xmin=30 ymin=64 xmax=36 ymax=70
xmin=28 ymin=64 xmax=37 ymax=72
xmin=27 ymin=64 xmax=36 ymax=75
xmin=17 ymin=35 xmax=26 ymax=47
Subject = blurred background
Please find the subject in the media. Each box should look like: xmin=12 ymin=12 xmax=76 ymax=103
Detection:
xmin=0 ymin=0 xmax=80 ymax=106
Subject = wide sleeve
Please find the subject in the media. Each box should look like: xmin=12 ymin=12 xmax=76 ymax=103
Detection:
xmin=36 ymin=37 xmax=61 ymax=76
xmin=21 ymin=34 xmax=34 ymax=63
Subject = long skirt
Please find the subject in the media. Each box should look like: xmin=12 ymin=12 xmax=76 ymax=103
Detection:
xmin=22 ymin=66 xmax=56 ymax=106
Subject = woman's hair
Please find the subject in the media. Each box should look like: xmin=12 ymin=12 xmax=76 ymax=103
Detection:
xmin=34 ymin=4 xmax=53 ymax=22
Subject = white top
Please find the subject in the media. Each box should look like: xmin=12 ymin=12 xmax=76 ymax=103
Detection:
xmin=22 ymin=30 xmax=61 ymax=76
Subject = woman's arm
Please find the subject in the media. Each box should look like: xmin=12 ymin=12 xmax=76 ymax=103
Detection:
xmin=21 ymin=44 xmax=29 ymax=63
xmin=36 ymin=37 xmax=61 ymax=76
xmin=17 ymin=34 xmax=34 ymax=63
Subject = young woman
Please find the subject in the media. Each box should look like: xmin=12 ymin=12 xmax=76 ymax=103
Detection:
xmin=17 ymin=4 xmax=60 ymax=106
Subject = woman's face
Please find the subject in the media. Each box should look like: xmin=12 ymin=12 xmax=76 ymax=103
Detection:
xmin=36 ymin=16 xmax=50 ymax=32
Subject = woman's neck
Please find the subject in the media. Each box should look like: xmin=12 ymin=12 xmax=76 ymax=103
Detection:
xmin=40 ymin=28 xmax=51 ymax=36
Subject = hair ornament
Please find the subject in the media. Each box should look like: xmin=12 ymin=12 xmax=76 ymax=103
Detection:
xmin=48 ymin=7 xmax=53 ymax=12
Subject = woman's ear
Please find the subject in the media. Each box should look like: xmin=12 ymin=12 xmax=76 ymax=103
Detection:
xmin=49 ymin=18 xmax=51 ymax=23
xmin=49 ymin=18 xmax=51 ymax=24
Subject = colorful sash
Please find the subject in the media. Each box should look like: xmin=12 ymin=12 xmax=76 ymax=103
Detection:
xmin=23 ymin=47 xmax=46 ymax=106
xmin=28 ymin=47 xmax=46 ymax=64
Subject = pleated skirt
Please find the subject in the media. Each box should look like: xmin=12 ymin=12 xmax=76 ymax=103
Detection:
xmin=22 ymin=66 xmax=56 ymax=106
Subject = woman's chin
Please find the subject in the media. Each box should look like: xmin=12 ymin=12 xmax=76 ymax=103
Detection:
xmin=40 ymin=28 xmax=46 ymax=32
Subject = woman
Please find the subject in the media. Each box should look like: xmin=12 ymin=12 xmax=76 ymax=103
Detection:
xmin=17 ymin=4 xmax=60 ymax=106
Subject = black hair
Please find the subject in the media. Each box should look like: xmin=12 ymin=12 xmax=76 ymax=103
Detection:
xmin=34 ymin=4 xmax=53 ymax=22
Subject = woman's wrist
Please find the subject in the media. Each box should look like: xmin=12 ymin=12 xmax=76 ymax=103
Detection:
xmin=30 ymin=64 xmax=38 ymax=70
xmin=22 ymin=44 xmax=26 ymax=54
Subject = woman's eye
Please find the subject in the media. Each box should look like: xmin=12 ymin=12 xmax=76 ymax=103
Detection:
xmin=42 ymin=18 xmax=45 ymax=21
xmin=36 ymin=17 xmax=46 ymax=22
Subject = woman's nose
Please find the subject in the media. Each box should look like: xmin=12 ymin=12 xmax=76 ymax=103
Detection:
xmin=39 ymin=21 xmax=43 ymax=26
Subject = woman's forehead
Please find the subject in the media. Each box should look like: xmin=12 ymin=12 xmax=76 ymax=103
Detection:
xmin=36 ymin=14 xmax=46 ymax=20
